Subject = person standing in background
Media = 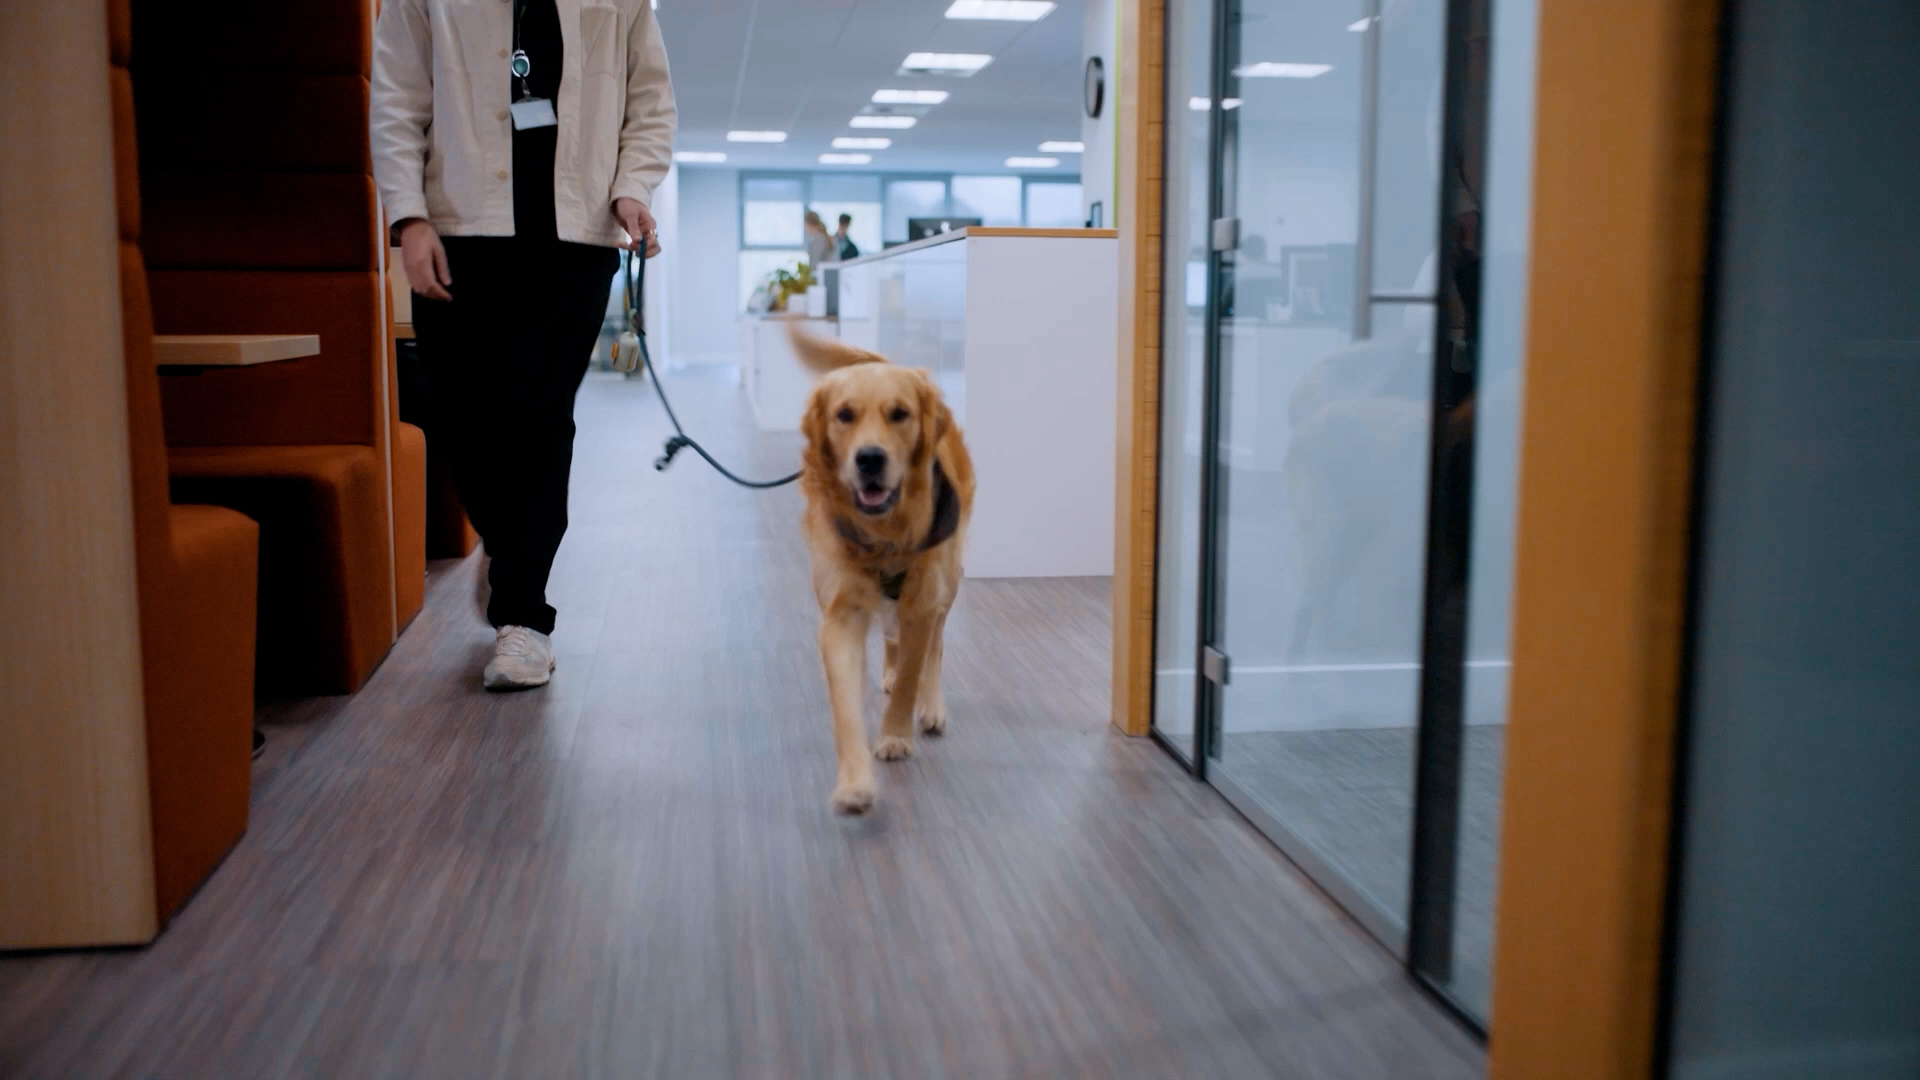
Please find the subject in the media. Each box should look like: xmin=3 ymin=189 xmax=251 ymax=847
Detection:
xmin=804 ymin=209 xmax=836 ymax=268
xmin=370 ymin=0 xmax=675 ymax=690
xmin=833 ymin=213 xmax=860 ymax=260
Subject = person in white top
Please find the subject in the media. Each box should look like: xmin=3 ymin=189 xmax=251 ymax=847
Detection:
xmin=371 ymin=0 xmax=676 ymax=690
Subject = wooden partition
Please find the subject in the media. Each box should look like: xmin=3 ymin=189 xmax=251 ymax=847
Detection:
xmin=0 ymin=0 xmax=159 ymax=948
xmin=1109 ymin=0 xmax=1166 ymax=736
xmin=1486 ymin=0 xmax=1723 ymax=1076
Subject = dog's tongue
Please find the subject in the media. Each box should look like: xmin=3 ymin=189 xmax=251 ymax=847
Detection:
xmin=859 ymin=485 xmax=891 ymax=507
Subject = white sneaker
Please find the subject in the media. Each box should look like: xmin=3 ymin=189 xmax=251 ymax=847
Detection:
xmin=483 ymin=625 xmax=555 ymax=691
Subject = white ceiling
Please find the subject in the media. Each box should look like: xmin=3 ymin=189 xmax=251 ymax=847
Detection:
xmin=655 ymin=0 xmax=1089 ymax=177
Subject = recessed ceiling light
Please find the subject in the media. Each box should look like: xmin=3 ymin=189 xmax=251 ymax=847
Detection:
xmin=673 ymin=151 xmax=727 ymax=163
xmin=1347 ymin=16 xmax=1373 ymax=30
xmin=1038 ymin=140 xmax=1085 ymax=153
xmin=1187 ymin=97 xmax=1242 ymax=110
xmin=1005 ymin=156 xmax=1060 ymax=168
xmin=851 ymin=115 xmax=916 ymax=129
xmin=833 ymin=137 xmax=892 ymax=149
xmin=726 ymin=130 xmax=787 ymax=143
xmin=819 ymin=153 xmax=873 ymax=165
xmin=944 ymin=0 xmax=1055 ymax=20
xmin=872 ymin=88 xmax=950 ymax=105
xmin=1234 ymin=62 xmax=1333 ymax=78
xmin=900 ymin=52 xmax=994 ymax=77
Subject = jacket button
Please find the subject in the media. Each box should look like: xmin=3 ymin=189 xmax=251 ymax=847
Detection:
xmin=496 ymin=168 xmax=509 ymax=181
xmin=497 ymin=109 xmax=509 ymax=122
xmin=498 ymin=47 xmax=508 ymax=58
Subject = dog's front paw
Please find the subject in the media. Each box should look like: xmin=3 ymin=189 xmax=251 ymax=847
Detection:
xmin=916 ymin=701 xmax=948 ymax=736
xmin=873 ymin=735 xmax=914 ymax=761
xmin=831 ymin=775 xmax=876 ymax=815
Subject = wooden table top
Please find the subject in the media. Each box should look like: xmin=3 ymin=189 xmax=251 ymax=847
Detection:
xmin=153 ymin=334 xmax=320 ymax=367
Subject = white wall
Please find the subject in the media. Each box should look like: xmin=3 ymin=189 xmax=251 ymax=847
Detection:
xmin=668 ymin=166 xmax=741 ymax=368
xmin=1080 ymin=0 xmax=1117 ymax=224
xmin=644 ymin=165 xmax=678 ymax=367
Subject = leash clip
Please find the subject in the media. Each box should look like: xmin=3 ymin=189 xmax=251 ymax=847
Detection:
xmin=656 ymin=434 xmax=690 ymax=472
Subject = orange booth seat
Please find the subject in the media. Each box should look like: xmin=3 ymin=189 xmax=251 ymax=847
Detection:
xmin=131 ymin=0 xmax=425 ymax=694
xmin=109 ymin=0 xmax=259 ymax=928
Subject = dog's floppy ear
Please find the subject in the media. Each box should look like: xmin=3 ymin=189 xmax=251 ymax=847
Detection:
xmin=913 ymin=369 xmax=952 ymax=466
xmin=800 ymin=387 xmax=837 ymax=473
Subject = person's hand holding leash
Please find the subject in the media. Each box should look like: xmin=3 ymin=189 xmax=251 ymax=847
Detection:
xmin=398 ymin=218 xmax=453 ymax=300
xmin=614 ymin=198 xmax=662 ymax=257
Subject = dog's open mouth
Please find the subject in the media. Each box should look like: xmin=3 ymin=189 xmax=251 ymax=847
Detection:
xmin=854 ymin=482 xmax=898 ymax=515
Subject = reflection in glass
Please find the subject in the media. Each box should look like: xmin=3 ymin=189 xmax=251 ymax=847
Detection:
xmin=1205 ymin=0 xmax=1437 ymax=942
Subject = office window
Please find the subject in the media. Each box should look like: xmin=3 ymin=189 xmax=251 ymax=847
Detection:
xmin=951 ymin=176 xmax=1023 ymax=226
xmin=1024 ymin=182 xmax=1084 ymax=228
xmin=884 ymin=180 xmax=948 ymax=242
xmin=742 ymin=177 xmax=805 ymax=247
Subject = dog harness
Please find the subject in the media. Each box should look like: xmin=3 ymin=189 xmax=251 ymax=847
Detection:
xmin=834 ymin=461 xmax=961 ymax=601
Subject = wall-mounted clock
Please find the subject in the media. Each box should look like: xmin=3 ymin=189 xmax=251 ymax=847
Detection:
xmin=1084 ymin=56 xmax=1105 ymax=119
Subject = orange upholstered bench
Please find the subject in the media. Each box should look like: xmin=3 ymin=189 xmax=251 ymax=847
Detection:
xmin=109 ymin=0 xmax=260 ymax=930
xmin=169 ymin=445 xmax=392 ymax=694
xmin=132 ymin=0 xmax=426 ymax=694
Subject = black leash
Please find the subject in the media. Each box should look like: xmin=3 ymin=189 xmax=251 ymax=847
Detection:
xmin=624 ymin=250 xmax=801 ymax=489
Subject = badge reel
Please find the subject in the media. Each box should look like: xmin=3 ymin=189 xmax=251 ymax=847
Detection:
xmin=508 ymin=49 xmax=556 ymax=130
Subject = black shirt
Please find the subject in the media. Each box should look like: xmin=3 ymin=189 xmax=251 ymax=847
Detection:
xmin=511 ymin=0 xmax=562 ymax=239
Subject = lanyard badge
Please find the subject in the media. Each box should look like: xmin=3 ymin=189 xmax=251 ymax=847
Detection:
xmin=508 ymin=3 xmax=556 ymax=129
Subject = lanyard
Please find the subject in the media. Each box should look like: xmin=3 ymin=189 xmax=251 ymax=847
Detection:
xmin=509 ymin=0 xmax=532 ymax=100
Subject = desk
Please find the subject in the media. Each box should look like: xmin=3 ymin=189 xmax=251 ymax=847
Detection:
xmin=153 ymin=334 xmax=319 ymax=368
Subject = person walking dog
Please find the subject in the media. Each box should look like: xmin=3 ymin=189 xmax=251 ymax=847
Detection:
xmin=371 ymin=0 xmax=675 ymax=689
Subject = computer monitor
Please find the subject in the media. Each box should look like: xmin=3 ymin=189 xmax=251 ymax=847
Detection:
xmin=906 ymin=217 xmax=982 ymax=241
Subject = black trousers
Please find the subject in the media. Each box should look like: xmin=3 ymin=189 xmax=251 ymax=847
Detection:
xmin=411 ymin=235 xmax=619 ymax=635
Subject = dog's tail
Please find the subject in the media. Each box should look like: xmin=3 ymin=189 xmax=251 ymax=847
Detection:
xmin=787 ymin=325 xmax=888 ymax=374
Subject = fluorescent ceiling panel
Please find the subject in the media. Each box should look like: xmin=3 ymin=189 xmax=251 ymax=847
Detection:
xmin=900 ymin=52 xmax=994 ymax=76
xmin=1233 ymin=62 xmax=1333 ymax=78
xmin=944 ymin=1 xmax=1055 ymax=20
xmin=872 ymin=89 xmax=950 ymax=105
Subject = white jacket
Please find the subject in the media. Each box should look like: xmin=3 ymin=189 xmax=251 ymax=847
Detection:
xmin=370 ymin=0 xmax=676 ymax=248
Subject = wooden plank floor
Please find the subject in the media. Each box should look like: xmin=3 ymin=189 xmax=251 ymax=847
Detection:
xmin=0 ymin=372 xmax=1484 ymax=1079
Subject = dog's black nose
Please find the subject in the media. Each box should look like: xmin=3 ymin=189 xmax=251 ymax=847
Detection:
xmin=854 ymin=447 xmax=888 ymax=476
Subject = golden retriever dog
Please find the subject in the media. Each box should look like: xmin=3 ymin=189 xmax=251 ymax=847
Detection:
xmin=789 ymin=328 xmax=975 ymax=814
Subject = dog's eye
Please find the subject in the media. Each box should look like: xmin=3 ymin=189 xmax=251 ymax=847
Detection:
xmin=889 ymin=407 xmax=910 ymax=423
xmin=835 ymin=407 xmax=854 ymax=424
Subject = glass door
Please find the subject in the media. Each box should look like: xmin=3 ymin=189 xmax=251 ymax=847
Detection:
xmin=1149 ymin=0 xmax=1220 ymax=766
xmin=1203 ymin=0 xmax=1434 ymax=954
xmin=1150 ymin=0 xmax=1536 ymax=1032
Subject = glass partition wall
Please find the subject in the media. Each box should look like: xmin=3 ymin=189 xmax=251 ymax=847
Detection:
xmin=1150 ymin=0 xmax=1538 ymax=1029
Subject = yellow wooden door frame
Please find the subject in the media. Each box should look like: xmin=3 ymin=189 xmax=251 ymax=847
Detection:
xmin=1488 ymin=1 xmax=1723 ymax=1076
xmin=1109 ymin=0 xmax=1165 ymax=737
